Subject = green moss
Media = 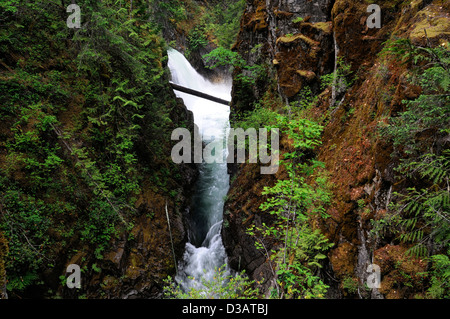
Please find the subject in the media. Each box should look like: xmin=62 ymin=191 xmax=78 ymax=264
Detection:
xmin=410 ymin=15 xmax=450 ymax=40
xmin=276 ymin=33 xmax=319 ymax=46
xmin=311 ymin=22 xmax=332 ymax=34
xmin=0 ymin=0 xmax=193 ymax=298
xmin=296 ymin=70 xmax=316 ymax=81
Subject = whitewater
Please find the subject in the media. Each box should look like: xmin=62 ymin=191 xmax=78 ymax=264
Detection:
xmin=167 ymin=48 xmax=232 ymax=294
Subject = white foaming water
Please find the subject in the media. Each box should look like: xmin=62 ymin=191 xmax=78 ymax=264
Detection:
xmin=167 ymin=49 xmax=231 ymax=294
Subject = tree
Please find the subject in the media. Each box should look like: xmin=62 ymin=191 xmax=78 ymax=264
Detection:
xmin=244 ymin=99 xmax=333 ymax=299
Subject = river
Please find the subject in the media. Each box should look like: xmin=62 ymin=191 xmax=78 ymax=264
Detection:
xmin=167 ymin=49 xmax=232 ymax=295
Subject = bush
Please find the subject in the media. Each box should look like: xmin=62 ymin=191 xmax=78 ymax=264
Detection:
xmin=163 ymin=267 xmax=259 ymax=299
xmin=375 ymin=39 xmax=449 ymax=298
xmin=242 ymin=90 xmax=333 ymax=299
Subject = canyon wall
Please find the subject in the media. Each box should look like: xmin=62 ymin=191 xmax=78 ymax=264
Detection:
xmin=223 ymin=0 xmax=449 ymax=298
xmin=0 ymin=2 xmax=198 ymax=299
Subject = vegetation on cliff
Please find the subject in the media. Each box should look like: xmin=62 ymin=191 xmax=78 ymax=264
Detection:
xmin=0 ymin=0 xmax=195 ymax=298
xmin=222 ymin=0 xmax=449 ymax=300
xmin=376 ymin=39 xmax=450 ymax=298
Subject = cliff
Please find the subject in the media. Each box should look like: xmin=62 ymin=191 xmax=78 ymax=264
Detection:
xmin=223 ymin=0 xmax=449 ymax=298
xmin=0 ymin=1 xmax=197 ymax=299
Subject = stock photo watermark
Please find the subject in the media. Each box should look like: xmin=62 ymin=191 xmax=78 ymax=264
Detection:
xmin=367 ymin=4 xmax=382 ymax=29
xmin=366 ymin=264 xmax=381 ymax=289
xmin=65 ymin=264 xmax=81 ymax=289
xmin=171 ymin=126 xmax=280 ymax=175
xmin=66 ymin=3 xmax=81 ymax=29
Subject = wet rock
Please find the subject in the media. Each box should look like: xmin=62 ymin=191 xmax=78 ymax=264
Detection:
xmin=225 ymin=0 xmax=449 ymax=300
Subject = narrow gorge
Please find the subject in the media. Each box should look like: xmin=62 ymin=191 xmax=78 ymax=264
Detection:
xmin=167 ymin=48 xmax=232 ymax=294
xmin=0 ymin=0 xmax=448 ymax=301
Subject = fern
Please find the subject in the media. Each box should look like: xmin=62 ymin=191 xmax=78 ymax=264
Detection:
xmin=379 ymin=40 xmax=450 ymax=260
xmin=389 ymin=150 xmax=450 ymax=257
xmin=428 ymin=249 xmax=450 ymax=298
xmin=6 ymin=271 xmax=39 ymax=292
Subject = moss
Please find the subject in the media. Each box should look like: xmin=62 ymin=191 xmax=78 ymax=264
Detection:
xmin=330 ymin=242 xmax=357 ymax=279
xmin=296 ymin=70 xmax=316 ymax=81
xmin=311 ymin=22 xmax=333 ymax=34
xmin=409 ymin=13 xmax=450 ymax=42
xmin=342 ymin=276 xmax=359 ymax=295
xmin=374 ymin=245 xmax=428 ymax=298
xmin=276 ymin=33 xmax=319 ymax=47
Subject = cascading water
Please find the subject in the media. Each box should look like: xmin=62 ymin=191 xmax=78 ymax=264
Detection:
xmin=167 ymin=49 xmax=232 ymax=294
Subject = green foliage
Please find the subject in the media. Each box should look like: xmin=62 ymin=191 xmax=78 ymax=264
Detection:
xmin=427 ymin=248 xmax=450 ymax=298
xmin=385 ymin=150 xmax=450 ymax=257
xmin=320 ymin=57 xmax=356 ymax=97
xmin=203 ymin=47 xmax=266 ymax=85
xmin=155 ymin=0 xmax=244 ymax=54
xmin=375 ymin=40 xmax=450 ymax=258
xmin=292 ymin=17 xmax=304 ymax=24
xmin=242 ymin=91 xmax=333 ymax=299
xmin=203 ymin=46 xmax=246 ymax=69
xmin=342 ymin=276 xmax=359 ymax=294
xmin=0 ymin=0 xmax=20 ymax=14
xmin=234 ymin=103 xmax=279 ymax=133
xmin=0 ymin=0 xmax=185 ymax=296
xmin=276 ymin=262 xmax=329 ymax=299
xmin=163 ymin=267 xmax=259 ymax=299
xmin=252 ymin=154 xmax=332 ymax=299
xmin=375 ymin=39 xmax=449 ymax=297
xmin=0 ymin=189 xmax=52 ymax=292
xmin=156 ymin=0 xmax=187 ymax=22
xmin=6 ymin=272 xmax=39 ymax=292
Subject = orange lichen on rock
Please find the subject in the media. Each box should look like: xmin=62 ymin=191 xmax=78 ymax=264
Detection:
xmin=243 ymin=1 xmax=268 ymax=31
xmin=374 ymin=245 xmax=428 ymax=299
xmin=330 ymin=242 xmax=357 ymax=279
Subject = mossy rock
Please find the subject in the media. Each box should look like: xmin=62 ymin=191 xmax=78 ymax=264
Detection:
xmin=296 ymin=70 xmax=316 ymax=81
xmin=410 ymin=14 xmax=450 ymax=43
xmin=311 ymin=22 xmax=333 ymax=34
xmin=276 ymin=33 xmax=319 ymax=47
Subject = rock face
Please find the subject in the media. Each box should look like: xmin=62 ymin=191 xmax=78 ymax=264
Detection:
xmin=223 ymin=0 xmax=450 ymax=298
xmin=230 ymin=0 xmax=335 ymax=113
xmin=283 ymin=0 xmax=333 ymax=21
xmin=0 ymin=3 xmax=199 ymax=298
xmin=55 ymin=93 xmax=198 ymax=299
xmin=53 ymin=60 xmax=198 ymax=299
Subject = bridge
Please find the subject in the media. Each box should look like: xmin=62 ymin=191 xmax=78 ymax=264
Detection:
xmin=169 ymin=82 xmax=231 ymax=106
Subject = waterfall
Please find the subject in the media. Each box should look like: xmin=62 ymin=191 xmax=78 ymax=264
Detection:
xmin=167 ymin=49 xmax=232 ymax=294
